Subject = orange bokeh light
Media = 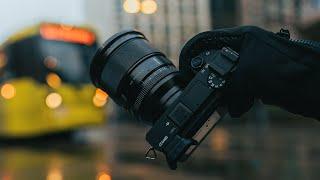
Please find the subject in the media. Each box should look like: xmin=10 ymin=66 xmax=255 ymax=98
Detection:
xmin=93 ymin=88 xmax=108 ymax=107
xmin=46 ymin=73 xmax=62 ymax=89
xmin=1 ymin=173 xmax=12 ymax=180
xmin=1 ymin=83 xmax=16 ymax=99
xmin=47 ymin=168 xmax=63 ymax=180
xmin=141 ymin=0 xmax=158 ymax=14
xmin=95 ymin=89 xmax=108 ymax=101
xmin=97 ymin=172 xmax=111 ymax=180
xmin=210 ymin=128 xmax=229 ymax=152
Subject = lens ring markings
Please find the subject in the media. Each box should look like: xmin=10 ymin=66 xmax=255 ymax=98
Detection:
xmin=133 ymin=65 xmax=177 ymax=111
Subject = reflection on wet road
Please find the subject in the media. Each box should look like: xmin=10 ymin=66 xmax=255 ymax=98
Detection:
xmin=0 ymin=122 xmax=319 ymax=180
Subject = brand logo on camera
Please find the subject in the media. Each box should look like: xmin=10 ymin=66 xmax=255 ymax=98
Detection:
xmin=159 ymin=136 xmax=169 ymax=147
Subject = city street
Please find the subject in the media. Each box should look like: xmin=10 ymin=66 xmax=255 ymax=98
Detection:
xmin=0 ymin=120 xmax=319 ymax=180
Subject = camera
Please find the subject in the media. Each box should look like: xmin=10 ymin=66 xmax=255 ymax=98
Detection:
xmin=90 ymin=30 xmax=239 ymax=169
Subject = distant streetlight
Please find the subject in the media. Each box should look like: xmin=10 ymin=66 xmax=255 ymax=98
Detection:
xmin=123 ymin=0 xmax=141 ymax=14
xmin=1 ymin=83 xmax=16 ymax=99
xmin=141 ymin=0 xmax=158 ymax=14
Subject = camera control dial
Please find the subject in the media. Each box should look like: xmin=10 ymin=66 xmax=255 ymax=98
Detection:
xmin=207 ymin=73 xmax=226 ymax=89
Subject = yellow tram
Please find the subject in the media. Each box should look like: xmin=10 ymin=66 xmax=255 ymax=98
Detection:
xmin=0 ymin=23 xmax=108 ymax=138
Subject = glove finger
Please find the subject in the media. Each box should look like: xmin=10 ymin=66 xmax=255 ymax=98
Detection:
xmin=222 ymin=69 xmax=254 ymax=117
xmin=179 ymin=28 xmax=246 ymax=81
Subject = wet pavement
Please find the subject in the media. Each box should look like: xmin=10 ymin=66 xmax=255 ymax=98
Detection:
xmin=0 ymin=120 xmax=319 ymax=180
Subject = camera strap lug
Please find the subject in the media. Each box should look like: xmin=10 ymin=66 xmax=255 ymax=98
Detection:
xmin=145 ymin=147 xmax=157 ymax=160
xmin=276 ymin=28 xmax=290 ymax=39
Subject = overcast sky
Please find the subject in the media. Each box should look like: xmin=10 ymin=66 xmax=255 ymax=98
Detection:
xmin=0 ymin=0 xmax=86 ymax=43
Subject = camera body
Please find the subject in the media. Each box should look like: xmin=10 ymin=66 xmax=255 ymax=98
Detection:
xmin=146 ymin=47 xmax=238 ymax=169
xmin=90 ymin=30 xmax=239 ymax=170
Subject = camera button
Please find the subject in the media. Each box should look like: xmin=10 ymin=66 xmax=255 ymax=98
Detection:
xmin=191 ymin=56 xmax=204 ymax=69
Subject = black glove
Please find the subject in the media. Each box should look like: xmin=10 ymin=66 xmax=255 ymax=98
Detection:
xmin=179 ymin=26 xmax=320 ymax=119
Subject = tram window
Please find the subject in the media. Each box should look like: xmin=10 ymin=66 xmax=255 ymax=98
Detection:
xmin=39 ymin=40 xmax=92 ymax=83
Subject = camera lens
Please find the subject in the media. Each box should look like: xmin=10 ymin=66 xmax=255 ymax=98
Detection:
xmin=90 ymin=30 xmax=184 ymax=124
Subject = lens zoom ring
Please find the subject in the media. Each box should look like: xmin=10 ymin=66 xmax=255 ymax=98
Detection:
xmin=133 ymin=66 xmax=177 ymax=111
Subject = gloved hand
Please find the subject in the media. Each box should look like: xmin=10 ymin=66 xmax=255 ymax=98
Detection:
xmin=179 ymin=26 xmax=320 ymax=119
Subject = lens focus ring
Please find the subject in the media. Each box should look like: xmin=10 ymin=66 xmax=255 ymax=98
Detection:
xmin=133 ymin=65 xmax=177 ymax=111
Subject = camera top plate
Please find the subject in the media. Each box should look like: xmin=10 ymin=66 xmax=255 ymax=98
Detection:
xmin=179 ymin=31 xmax=242 ymax=82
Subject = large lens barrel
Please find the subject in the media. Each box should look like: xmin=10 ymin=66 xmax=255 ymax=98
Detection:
xmin=90 ymin=30 xmax=184 ymax=124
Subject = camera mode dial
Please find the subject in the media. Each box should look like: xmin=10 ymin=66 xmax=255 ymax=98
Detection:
xmin=207 ymin=73 xmax=225 ymax=89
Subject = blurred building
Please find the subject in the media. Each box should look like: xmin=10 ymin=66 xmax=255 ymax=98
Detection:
xmin=86 ymin=0 xmax=320 ymax=60
xmin=211 ymin=0 xmax=320 ymax=38
xmin=210 ymin=0 xmax=240 ymax=28
xmin=241 ymin=0 xmax=320 ymax=25
xmin=242 ymin=1 xmax=318 ymax=36
xmin=86 ymin=0 xmax=211 ymax=64
xmin=117 ymin=0 xmax=210 ymax=62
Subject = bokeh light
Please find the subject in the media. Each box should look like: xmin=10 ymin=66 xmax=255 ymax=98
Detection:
xmin=97 ymin=172 xmax=111 ymax=180
xmin=210 ymin=128 xmax=230 ymax=152
xmin=93 ymin=88 xmax=108 ymax=107
xmin=123 ymin=0 xmax=141 ymax=14
xmin=46 ymin=92 xmax=62 ymax=109
xmin=1 ymin=172 xmax=12 ymax=180
xmin=141 ymin=0 xmax=158 ymax=14
xmin=44 ymin=56 xmax=58 ymax=69
xmin=47 ymin=168 xmax=63 ymax=180
xmin=1 ymin=83 xmax=16 ymax=99
xmin=46 ymin=73 xmax=62 ymax=89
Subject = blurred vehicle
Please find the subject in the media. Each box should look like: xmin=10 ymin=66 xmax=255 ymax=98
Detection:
xmin=0 ymin=23 xmax=108 ymax=138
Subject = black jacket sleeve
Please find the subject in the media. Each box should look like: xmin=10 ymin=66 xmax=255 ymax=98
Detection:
xmin=179 ymin=26 xmax=320 ymax=119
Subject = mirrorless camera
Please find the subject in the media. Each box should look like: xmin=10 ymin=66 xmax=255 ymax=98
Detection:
xmin=90 ymin=30 xmax=239 ymax=169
